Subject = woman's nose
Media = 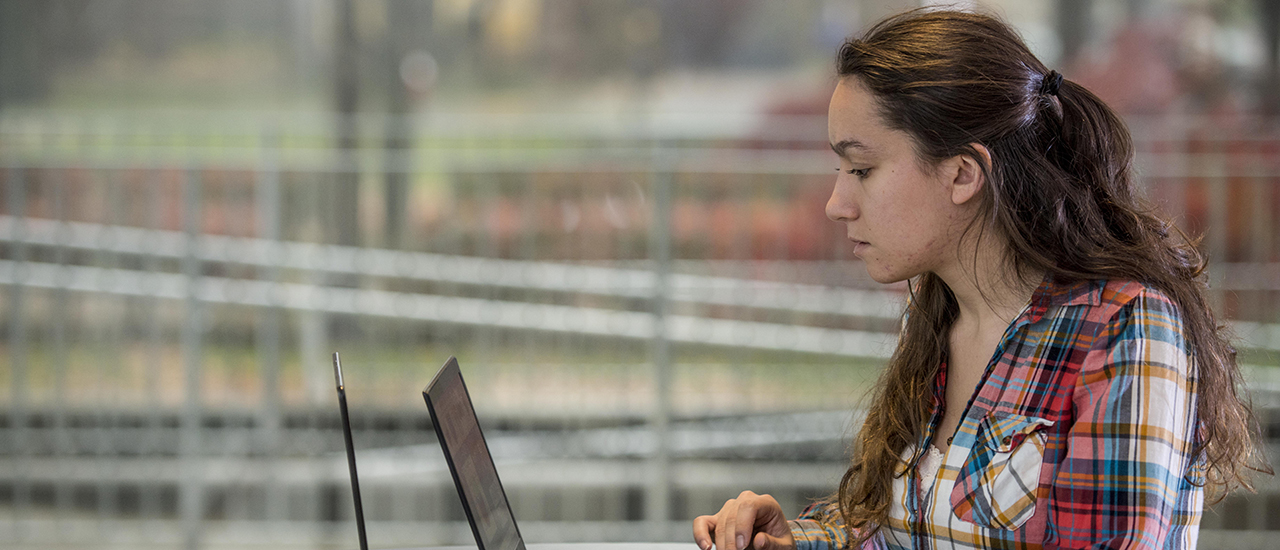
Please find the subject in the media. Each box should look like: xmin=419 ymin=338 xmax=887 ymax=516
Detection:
xmin=825 ymin=180 xmax=858 ymax=222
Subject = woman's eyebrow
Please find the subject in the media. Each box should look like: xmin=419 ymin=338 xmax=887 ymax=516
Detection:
xmin=830 ymin=138 xmax=872 ymax=157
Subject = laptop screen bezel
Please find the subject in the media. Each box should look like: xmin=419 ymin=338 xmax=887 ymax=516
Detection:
xmin=423 ymin=356 xmax=527 ymax=550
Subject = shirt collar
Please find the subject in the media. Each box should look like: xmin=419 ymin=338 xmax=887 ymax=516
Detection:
xmin=1025 ymin=275 xmax=1103 ymax=324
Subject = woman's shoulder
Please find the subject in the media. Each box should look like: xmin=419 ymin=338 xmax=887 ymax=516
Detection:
xmin=1039 ymin=277 xmax=1177 ymax=312
xmin=1096 ymin=279 xmax=1181 ymax=313
xmin=1042 ymin=277 xmax=1186 ymax=337
xmin=1049 ymin=278 xmax=1181 ymax=316
xmin=1083 ymin=279 xmax=1189 ymax=349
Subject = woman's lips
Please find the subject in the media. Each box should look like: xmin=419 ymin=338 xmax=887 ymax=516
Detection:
xmin=852 ymin=240 xmax=869 ymax=255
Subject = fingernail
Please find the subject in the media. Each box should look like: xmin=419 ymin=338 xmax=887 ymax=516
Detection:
xmin=697 ymin=540 xmax=708 ymax=550
xmin=736 ymin=535 xmax=745 ymax=550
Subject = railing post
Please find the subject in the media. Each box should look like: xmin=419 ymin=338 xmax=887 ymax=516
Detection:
xmin=256 ymin=129 xmax=285 ymax=521
xmin=647 ymin=149 xmax=673 ymax=535
xmin=180 ymin=168 xmax=205 ymax=550
xmin=1207 ymin=137 xmax=1228 ymax=311
xmin=51 ymin=171 xmax=72 ymax=526
xmin=7 ymin=167 xmax=28 ymax=544
xmin=143 ymin=169 xmax=164 ymax=525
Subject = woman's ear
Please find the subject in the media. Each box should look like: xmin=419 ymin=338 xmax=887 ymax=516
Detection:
xmin=949 ymin=143 xmax=991 ymax=206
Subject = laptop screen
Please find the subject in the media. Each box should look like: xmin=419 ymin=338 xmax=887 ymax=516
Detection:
xmin=423 ymin=357 xmax=525 ymax=550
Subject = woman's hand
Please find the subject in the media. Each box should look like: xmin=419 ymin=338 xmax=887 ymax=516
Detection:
xmin=692 ymin=490 xmax=796 ymax=550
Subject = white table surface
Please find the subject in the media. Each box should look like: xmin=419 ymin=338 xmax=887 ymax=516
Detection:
xmin=404 ymin=544 xmax=701 ymax=550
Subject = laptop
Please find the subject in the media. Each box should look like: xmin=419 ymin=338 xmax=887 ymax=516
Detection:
xmin=422 ymin=356 xmax=525 ymax=550
xmin=336 ymin=353 xmax=697 ymax=550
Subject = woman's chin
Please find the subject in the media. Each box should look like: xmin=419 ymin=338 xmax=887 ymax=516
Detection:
xmin=862 ymin=263 xmax=913 ymax=285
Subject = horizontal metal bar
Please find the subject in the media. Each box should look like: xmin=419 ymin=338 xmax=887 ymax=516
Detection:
xmin=7 ymin=149 xmax=1280 ymax=178
xmin=0 ymin=455 xmax=848 ymax=489
xmin=0 ymin=147 xmax=840 ymax=175
xmin=12 ymin=450 xmax=1275 ymax=492
xmin=0 ymin=108 xmax=827 ymax=141
xmin=0 ymin=260 xmax=897 ymax=358
xmin=6 ymin=449 xmax=1277 ymax=493
xmin=362 ymin=411 xmax=860 ymax=466
xmin=0 ymin=215 xmax=907 ymax=321
xmin=1234 ymin=322 xmax=1280 ymax=353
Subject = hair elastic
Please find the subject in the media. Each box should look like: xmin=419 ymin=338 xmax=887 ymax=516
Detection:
xmin=1040 ymin=70 xmax=1064 ymax=96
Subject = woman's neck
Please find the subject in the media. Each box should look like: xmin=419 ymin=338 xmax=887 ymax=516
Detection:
xmin=936 ymin=239 xmax=1043 ymax=333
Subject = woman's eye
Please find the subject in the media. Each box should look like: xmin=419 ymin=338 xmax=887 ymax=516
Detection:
xmin=844 ymin=167 xmax=871 ymax=178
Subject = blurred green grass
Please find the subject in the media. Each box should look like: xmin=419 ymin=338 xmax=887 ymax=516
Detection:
xmin=0 ymin=338 xmax=887 ymax=417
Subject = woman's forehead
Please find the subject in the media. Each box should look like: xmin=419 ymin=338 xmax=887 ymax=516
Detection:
xmin=828 ymin=78 xmax=905 ymax=156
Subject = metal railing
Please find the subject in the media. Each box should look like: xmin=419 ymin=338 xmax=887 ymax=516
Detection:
xmin=1 ymin=110 xmax=1279 ymax=549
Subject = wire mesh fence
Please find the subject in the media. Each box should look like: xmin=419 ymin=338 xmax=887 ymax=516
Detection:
xmin=0 ymin=110 xmax=1278 ymax=549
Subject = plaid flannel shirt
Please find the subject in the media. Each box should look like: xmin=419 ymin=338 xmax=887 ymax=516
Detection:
xmin=789 ymin=278 xmax=1203 ymax=549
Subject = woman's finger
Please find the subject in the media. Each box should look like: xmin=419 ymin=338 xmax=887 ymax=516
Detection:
xmin=720 ymin=500 xmax=738 ymax=550
xmin=692 ymin=515 xmax=716 ymax=550
xmin=753 ymin=531 xmax=795 ymax=550
xmin=733 ymin=498 xmax=759 ymax=550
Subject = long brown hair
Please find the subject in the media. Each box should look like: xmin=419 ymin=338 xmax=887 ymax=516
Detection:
xmin=832 ymin=9 xmax=1270 ymax=544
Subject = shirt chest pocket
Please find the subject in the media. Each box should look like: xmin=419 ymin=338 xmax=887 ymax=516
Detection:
xmin=949 ymin=413 xmax=1055 ymax=531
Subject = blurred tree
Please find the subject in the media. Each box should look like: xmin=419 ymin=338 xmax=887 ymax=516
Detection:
xmin=0 ymin=1 xmax=96 ymax=111
xmin=1260 ymin=0 xmax=1280 ymax=116
xmin=659 ymin=0 xmax=748 ymax=68
xmin=1127 ymin=0 xmax=1152 ymax=19
xmin=1056 ymin=0 xmax=1093 ymax=66
xmin=382 ymin=0 xmax=433 ymax=250
xmin=332 ymin=0 xmax=361 ymax=249
xmin=328 ymin=0 xmax=364 ymax=344
xmin=0 ymin=1 xmax=50 ymax=110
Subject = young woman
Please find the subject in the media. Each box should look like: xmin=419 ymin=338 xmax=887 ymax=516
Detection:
xmin=692 ymin=9 xmax=1269 ymax=550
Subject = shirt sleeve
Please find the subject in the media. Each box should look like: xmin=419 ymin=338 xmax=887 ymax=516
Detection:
xmin=1048 ymin=289 xmax=1199 ymax=549
xmin=789 ymin=501 xmax=849 ymax=550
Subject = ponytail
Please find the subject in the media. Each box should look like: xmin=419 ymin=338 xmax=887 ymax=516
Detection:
xmin=1044 ymin=77 xmax=1262 ymax=498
